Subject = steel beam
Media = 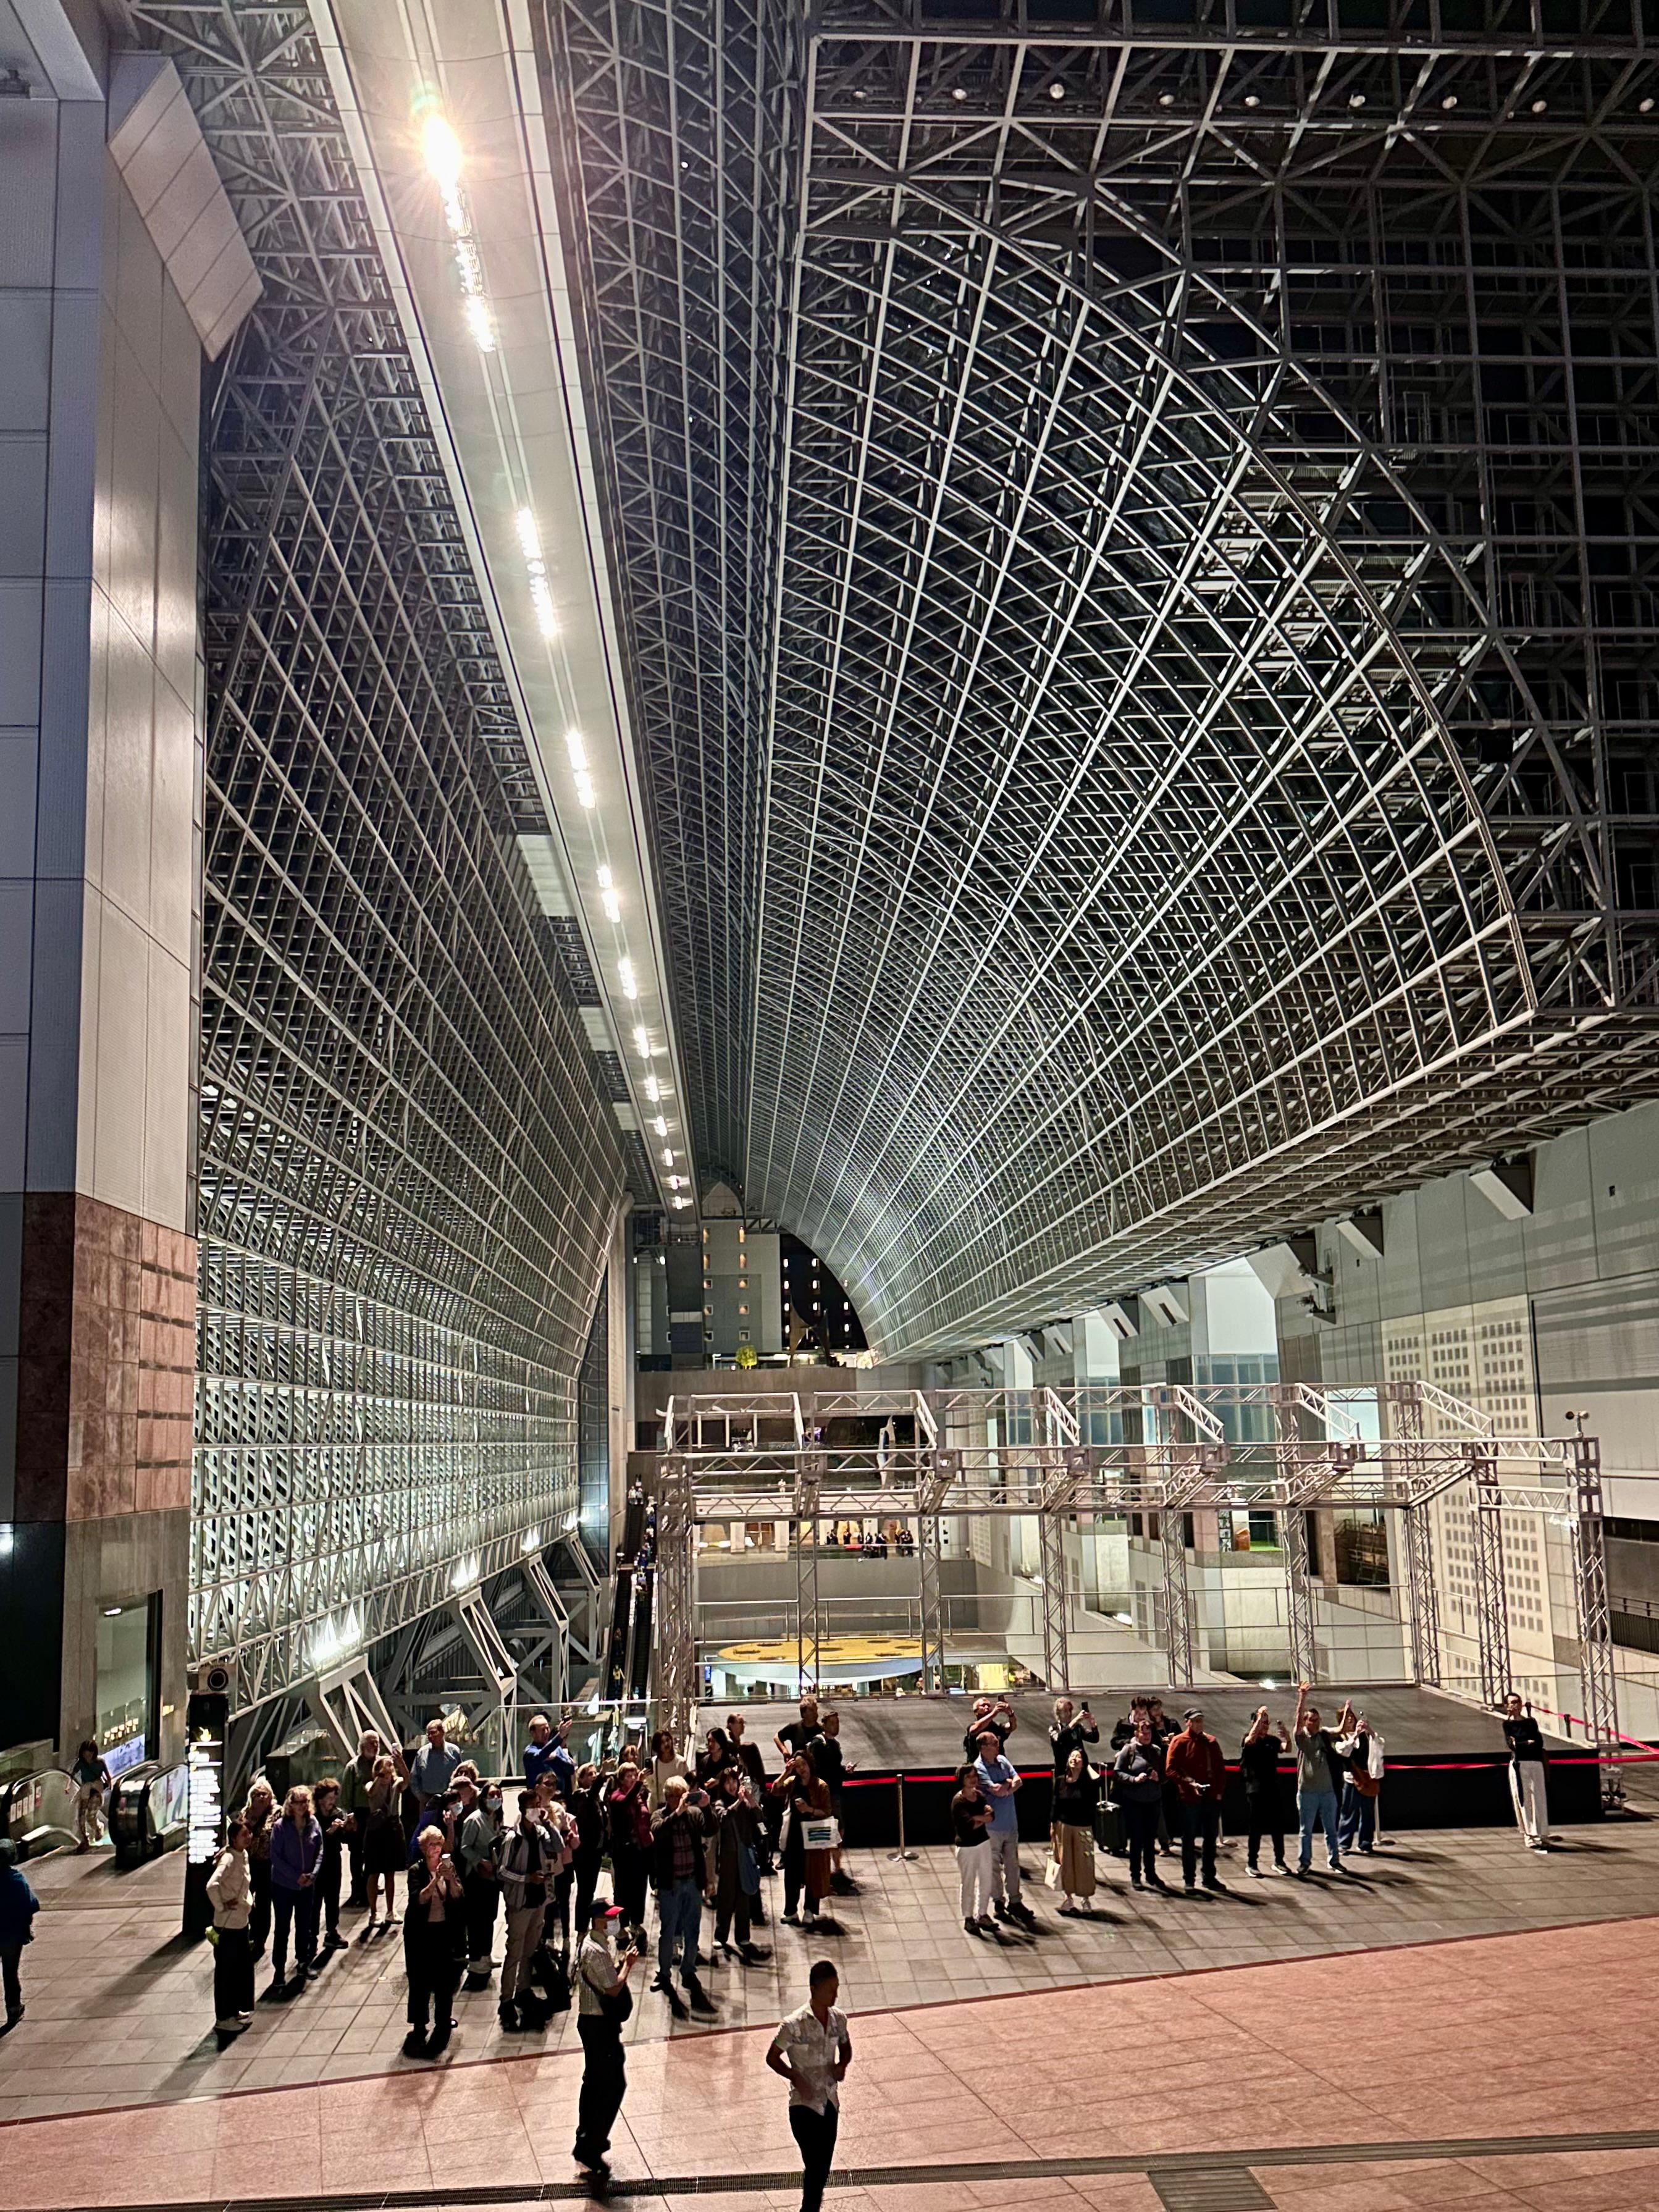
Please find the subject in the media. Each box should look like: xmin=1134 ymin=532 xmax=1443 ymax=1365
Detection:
xmin=1038 ymin=1506 xmax=1070 ymax=1694
xmin=1468 ymin=1445 xmax=1513 ymax=1709
xmin=917 ymin=1513 xmax=946 ymax=1693
xmin=1159 ymin=1506 xmax=1195 ymax=1687
xmin=1570 ymin=1436 xmax=1623 ymax=1809
xmin=655 ymin=1456 xmax=695 ymax=1743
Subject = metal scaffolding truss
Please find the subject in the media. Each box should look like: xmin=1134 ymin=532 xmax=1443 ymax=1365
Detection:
xmin=133 ymin=0 xmax=626 ymax=1709
xmin=545 ymin=0 xmax=1659 ymax=1355
xmin=656 ymin=1379 xmax=1623 ymax=1792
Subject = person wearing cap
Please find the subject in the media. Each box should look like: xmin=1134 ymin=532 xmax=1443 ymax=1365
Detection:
xmin=1164 ymin=1707 xmax=1228 ymax=1894
xmin=574 ymin=1895 xmax=639 ymax=2178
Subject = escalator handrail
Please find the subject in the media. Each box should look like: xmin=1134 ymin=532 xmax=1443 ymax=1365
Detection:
xmin=0 ymin=1765 xmax=82 ymax=1856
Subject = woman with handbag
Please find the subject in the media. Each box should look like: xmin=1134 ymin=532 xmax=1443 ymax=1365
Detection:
xmin=772 ymin=1752 xmax=833 ymax=1928
xmin=401 ymin=1822 xmax=464 ymax=2058
xmin=574 ymin=1896 xmax=639 ymax=2180
xmin=1049 ymin=1746 xmax=1101 ymax=1915
xmin=713 ymin=1766 xmax=768 ymax=1962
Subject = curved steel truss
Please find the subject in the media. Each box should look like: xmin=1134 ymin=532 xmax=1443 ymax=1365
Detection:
xmin=135 ymin=0 xmax=626 ymax=1704
xmin=547 ymin=0 xmax=1659 ymax=1355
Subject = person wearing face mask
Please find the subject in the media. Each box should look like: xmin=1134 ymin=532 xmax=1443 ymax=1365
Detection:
xmin=498 ymin=1790 xmax=551 ymax=2032
xmin=457 ymin=1777 xmax=504 ymax=1991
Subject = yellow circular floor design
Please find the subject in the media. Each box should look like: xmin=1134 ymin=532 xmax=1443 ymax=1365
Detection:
xmin=713 ymin=1634 xmax=922 ymax=1667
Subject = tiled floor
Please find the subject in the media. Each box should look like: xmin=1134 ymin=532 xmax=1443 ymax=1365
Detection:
xmin=0 ymin=1808 xmax=1654 ymax=2130
xmin=0 ymin=1915 xmax=1657 ymax=2208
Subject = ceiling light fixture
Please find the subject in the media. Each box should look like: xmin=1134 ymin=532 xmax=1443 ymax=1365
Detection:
xmin=617 ymin=957 xmax=638 ymax=998
xmin=652 ymin=1114 xmax=668 ymax=1137
xmin=421 ymin=112 xmax=495 ymax=352
xmin=515 ymin=508 xmax=558 ymax=638
xmin=566 ymin=728 xmax=595 ymax=807
xmin=644 ymin=1075 xmax=661 ymax=1102
xmin=597 ymin=864 xmax=621 ymax=922
xmin=633 ymin=1025 xmax=652 ymax=1056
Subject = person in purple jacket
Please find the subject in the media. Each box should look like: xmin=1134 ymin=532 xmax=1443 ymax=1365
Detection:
xmin=268 ymin=1783 xmax=324 ymax=1998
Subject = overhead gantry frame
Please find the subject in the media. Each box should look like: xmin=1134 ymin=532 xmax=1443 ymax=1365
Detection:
xmin=653 ymin=1381 xmax=1621 ymax=1802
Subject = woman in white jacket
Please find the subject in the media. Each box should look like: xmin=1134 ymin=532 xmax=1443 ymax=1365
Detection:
xmin=1333 ymin=1705 xmax=1385 ymax=1857
xmin=208 ymin=1818 xmax=255 ymax=2038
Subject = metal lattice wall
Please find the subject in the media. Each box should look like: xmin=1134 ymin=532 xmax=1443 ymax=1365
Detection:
xmin=547 ymin=0 xmax=1659 ymax=1358
xmin=136 ymin=1 xmax=626 ymax=1708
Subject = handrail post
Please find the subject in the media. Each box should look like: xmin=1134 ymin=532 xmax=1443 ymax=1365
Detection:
xmin=887 ymin=1769 xmax=915 ymax=1861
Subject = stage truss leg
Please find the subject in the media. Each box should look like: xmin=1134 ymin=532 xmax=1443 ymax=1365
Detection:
xmin=794 ymin=1450 xmax=825 ymax=1697
xmin=1402 ymin=1502 xmax=1442 ymax=1689
xmin=917 ymin=1513 xmax=945 ymax=1691
xmin=1282 ymin=1503 xmax=1319 ymax=1689
xmin=1468 ymin=1445 xmax=1513 ymax=1707
xmin=655 ymin=1455 xmax=695 ymax=1743
xmin=1039 ymin=1507 xmax=1070 ymax=1693
xmin=1160 ymin=1506 xmax=1195 ymax=1685
xmin=1570 ymin=1435 xmax=1623 ymax=1808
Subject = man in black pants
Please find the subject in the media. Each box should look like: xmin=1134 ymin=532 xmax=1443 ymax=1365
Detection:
xmin=768 ymin=1961 xmax=854 ymax=2212
xmin=574 ymin=1896 xmax=639 ymax=2179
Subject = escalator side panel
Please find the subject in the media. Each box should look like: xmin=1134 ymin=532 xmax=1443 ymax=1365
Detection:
xmin=602 ymin=1568 xmax=634 ymax=1702
xmin=627 ymin=1571 xmax=655 ymax=1701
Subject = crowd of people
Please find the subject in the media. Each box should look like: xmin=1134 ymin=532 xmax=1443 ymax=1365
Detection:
xmin=203 ymin=1700 xmax=861 ymax=2050
xmin=946 ymin=1683 xmax=1557 ymax=1919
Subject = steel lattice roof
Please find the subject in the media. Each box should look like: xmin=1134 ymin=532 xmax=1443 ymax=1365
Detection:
xmin=544 ymin=0 xmax=1659 ymax=1355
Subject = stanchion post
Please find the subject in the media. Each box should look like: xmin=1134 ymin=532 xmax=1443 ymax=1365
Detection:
xmin=887 ymin=1769 xmax=916 ymax=1862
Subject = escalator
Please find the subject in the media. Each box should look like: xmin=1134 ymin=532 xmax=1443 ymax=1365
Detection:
xmin=602 ymin=1566 xmax=634 ymax=1703
xmin=621 ymin=1491 xmax=647 ymax=1561
xmin=0 ymin=1767 xmax=79 ymax=1859
xmin=626 ymin=1568 xmax=655 ymax=1703
xmin=109 ymin=1759 xmax=191 ymax=1867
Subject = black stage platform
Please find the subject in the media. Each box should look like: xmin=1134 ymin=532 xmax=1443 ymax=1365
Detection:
xmin=697 ymin=1686 xmax=1602 ymax=1846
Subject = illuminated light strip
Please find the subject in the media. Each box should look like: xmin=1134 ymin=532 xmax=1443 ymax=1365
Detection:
xmin=566 ymin=726 xmax=595 ymax=807
xmin=597 ymin=864 xmax=621 ymax=922
xmin=420 ymin=112 xmax=496 ymax=352
xmin=516 ymin=508 xmax=559 ymax=639
xmin=618 ymin=957 xmax=639 ymax=998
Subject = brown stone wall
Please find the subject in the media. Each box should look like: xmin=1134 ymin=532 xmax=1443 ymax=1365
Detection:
xmin=15 ymin=1193 xmax=195 ymax=1526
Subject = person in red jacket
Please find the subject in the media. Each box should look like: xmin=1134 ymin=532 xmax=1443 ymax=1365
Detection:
xmin=1164 ymin=1707 xmax=1228 ymax=1895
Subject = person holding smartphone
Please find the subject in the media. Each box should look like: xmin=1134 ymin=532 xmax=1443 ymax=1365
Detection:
xmin=573 ymin=1897 xmax=639 ymax=2179
xmin=1164 ymin=1707 xmax=1228 ymax=1894
xmin=1048 ymin=1697 xmax=1098 ymax=1777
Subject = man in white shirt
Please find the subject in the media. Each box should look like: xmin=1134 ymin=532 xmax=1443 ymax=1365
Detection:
xmin=767 ymin=1961 xmax=853 ymax=2212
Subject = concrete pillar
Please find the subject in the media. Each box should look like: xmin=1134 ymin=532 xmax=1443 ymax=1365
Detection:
xmin=0 ymin=25 xmax=256 ymax=1769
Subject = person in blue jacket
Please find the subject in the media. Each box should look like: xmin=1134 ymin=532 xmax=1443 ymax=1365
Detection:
xmin=268 ymin=1784 xmax=324 ymax=1997
xmin=0 ymin=1838 xmax=41 ymax=2031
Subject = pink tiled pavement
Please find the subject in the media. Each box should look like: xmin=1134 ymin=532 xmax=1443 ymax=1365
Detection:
xmin=1 ymin=1917 xmax=1654 ymax=2208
